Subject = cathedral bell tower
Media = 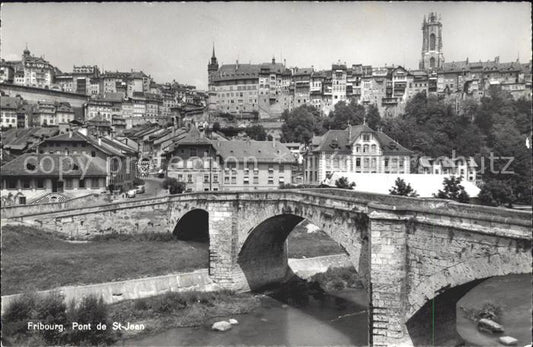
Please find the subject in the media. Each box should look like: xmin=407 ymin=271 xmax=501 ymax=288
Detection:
xmin=207 ymin=44 xmax=219 ymax=85
xmin=419 ymin=12 xmax=444 ymax=71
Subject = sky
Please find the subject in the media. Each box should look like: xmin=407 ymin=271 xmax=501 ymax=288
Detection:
xmin=1 ymin=2 xmax=531 ymax=90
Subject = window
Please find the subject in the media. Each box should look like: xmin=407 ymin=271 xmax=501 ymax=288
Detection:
xmin=190 ymin=148 xmax=197 ymax=157
xmin=91 ymin=151 xmax=96 ymax=157
xmin=363 ymin=145 xmax=369 ymax=153
xmin=231 ymin=176 xmax=237 ymax=184
xmin=22 ymin=179 xmax=30 ymax=189
xmin=279 ymin=164 xmax=284 ymax=173
xmin=268 ymin=177 xmax=274 ymax=184
xmin=224 ymin=176 xmax=229 ymax=184
xmin=279 ymin=177 xmax=285 ymax=184
xmin=204 ymin=175 xmax=209 ymax=183
xmin=244 ymin=177 xmax=250 ymax=185
xmin=363 ymin=134 xmax=370 ymax=142
xmin=79 ymin=179 xmax=85 ymax=188
xmin=92 ymin=178 xmax=100 ymax=188
xmin=253 ymin=176 xmax=259 ymax=184
xmin=177 ymin=174 xmax=183 ymax=181
xmin=356 ymin=158 xmax=361 ymax=167
xmin=187 ymin=174 xmax=193 ymax=183
xmin=371 ymin=144 xmax=377 ymax=153
xmin=213 ymin=175 xmax=219 ymax=183
xmin=268 ymin=165 xmax=274 ymax=173
xmin=355 ymin=145 xmax=361 ymax=153
xmin=65 ymin=178 xmax=73 ymax=189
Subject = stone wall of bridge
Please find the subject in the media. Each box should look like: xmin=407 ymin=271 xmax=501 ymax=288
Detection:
xmin=366 ymin=203 xmax=532 ymax=346
xmin=6 ymin=189 xmax=532 ymax=347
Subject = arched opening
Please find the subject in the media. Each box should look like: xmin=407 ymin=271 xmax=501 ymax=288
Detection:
xmin=406 ymin=278 xmax=485 ymax=346
xmin=429 ymin=33 xmax=436 ymax=51
xmin=406 ymin=273 xmax=531 ymax=346
xmin=173 ymin=209 xmax=209 ymax=242
xmin=236 ymin=214 xmax=369 ymax=345
xmin=430 ymin=57 xmax=436 ymax=68
xmin=236 ymin=213 xmax=368 ymax=291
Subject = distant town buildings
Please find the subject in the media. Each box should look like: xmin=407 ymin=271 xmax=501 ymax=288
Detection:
xmin=207 ymin=12 xmax=532 ymax=118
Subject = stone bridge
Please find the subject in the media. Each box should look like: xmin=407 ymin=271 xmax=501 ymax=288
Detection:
xmin=7 ymin=189 xmax=532 ymax=346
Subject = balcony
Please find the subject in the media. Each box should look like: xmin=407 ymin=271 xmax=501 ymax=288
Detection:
xmin=382 ymin=97 xmax=398 ymax=105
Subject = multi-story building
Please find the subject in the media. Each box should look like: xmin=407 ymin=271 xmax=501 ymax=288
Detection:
xmin=418 ymin=156 xmax=478 ymax=182
xmin=85 ymin=99 xmax=113 ymax=122
xmin=1 ymin=96 xmax=20 ymax=128
xmin=35 ymin=101 xmax=57 ymax=126
xmin=304 ymin=124 xmax=413 ymax=184
xmin=208 ymin=53 xmax=292 ymax=118
xmin=164 ymin=127 xmax=296 ymax=191
xmin=1 ymin=48 xmax=58 ymax=89
xmin=55 ymin=102 xmax=76 ymax=124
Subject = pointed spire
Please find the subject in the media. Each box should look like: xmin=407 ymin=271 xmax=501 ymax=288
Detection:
xmin=212 ymin=43 xmax=216 ymax=58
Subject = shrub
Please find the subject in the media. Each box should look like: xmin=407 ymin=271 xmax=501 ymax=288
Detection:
xmin=2 ymin=292 xmax=37 ymax=337
xmin=389 ymin=177 xmax=418 ymax=197
xmin=133 ymin=177 xmax=145 ymax=186
xmin=67 ymin=295 xmax=117 ymax=346
xmin=162 ymin=177 xmax=186 ymax=194
xmin=35 ymin=292 xmax=68 ymax=344
xmin=335 ymin=176 xmax=355 ymax=189
xmin=434 ymin=176 xmax=470 ymax=203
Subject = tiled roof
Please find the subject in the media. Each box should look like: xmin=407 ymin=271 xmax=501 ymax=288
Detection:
xmin=313 ymin=124 xmax=413 ymax=155
xmin=0 ymin=96 xmax=20 ymax=110
xmin=1 ymin=153 xmax=108 ymax=177
xmin=1 ymin=127 xmax=59 ymax=151
xmin=43 ymin=131 xmax=126 ymax=157
xmin=212 ymin=140 xmax=296 ymax=163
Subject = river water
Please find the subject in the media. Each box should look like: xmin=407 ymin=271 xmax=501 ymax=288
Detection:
xmin=123 ymin=285 xmax=369 ymax=346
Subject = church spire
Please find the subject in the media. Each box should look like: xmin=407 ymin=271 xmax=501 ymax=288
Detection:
xmin=212 ymin=43 xmax=216 ymax=59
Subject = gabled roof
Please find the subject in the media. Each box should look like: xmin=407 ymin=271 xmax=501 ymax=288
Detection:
xmin=1 ymin=127 xmax=59 ymax=151
xmin=43 ymin=131 xmax=126 ymax=157
xmin=312 ymin=124 xmax=413 ymax=155
xmin=212 ymin=140 xmax=296 ymax=163
xmin=1 ymin=153 xmax=107 ymax=177
xmin=0 ymin=96 xmax=21 ymax=110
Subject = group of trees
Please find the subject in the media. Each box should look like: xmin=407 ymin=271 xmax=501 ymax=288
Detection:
xmin=280 ymin=101 xmax=382 ymax=144
xmin=384 ymin=88 xmax=530 ymax=206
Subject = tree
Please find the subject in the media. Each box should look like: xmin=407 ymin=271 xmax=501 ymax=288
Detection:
xmin=323 ymin=100 xmax=365 ymax=130
xmin=389 ymin=178 xmax=418 ymax=197
xmin=244 ymin=124 xmax=267 ymax=141
xmin=478 ymin=179 xmax=516 ymax=207
xmin=434 ymin=176 xmax=470 ymax=203
xmin=212 ymin=122 xmax=221 ymax=133
xmin=281 ymin=105 xmax=323 ymax=144
xmin=162 ymin=177 xmax=186 ymax=194
xmin=365 ymin=104 xmax=381 ymax=130
xmin=335 ymin=176 xmax=355 ymax=189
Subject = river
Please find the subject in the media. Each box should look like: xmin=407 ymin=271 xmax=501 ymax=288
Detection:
xmin=122 ymin=283 xmax=369 ymax=346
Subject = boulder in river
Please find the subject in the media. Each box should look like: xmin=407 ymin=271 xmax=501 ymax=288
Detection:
xmin=478 ymin=318 xmax=504 ymax=333
xmin=229 ymin=319 xmax=239 ymax=325
xmin=498 ymin=336 xmax=518 ymax=345
xmin=211 ymin=321 xmax=232 ymax=332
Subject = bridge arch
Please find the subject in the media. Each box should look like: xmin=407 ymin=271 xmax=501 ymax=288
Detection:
xmin=173 ymin=208 xmax=209 ymax=242
xmin=232 ymin=200 xmax=370 ymax=291
xmin=406 ymin=248 xmax=532 ymax=320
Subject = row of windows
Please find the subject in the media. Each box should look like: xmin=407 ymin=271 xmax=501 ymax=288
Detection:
xmin=3 ymin=178 xmax=100 ymax=189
